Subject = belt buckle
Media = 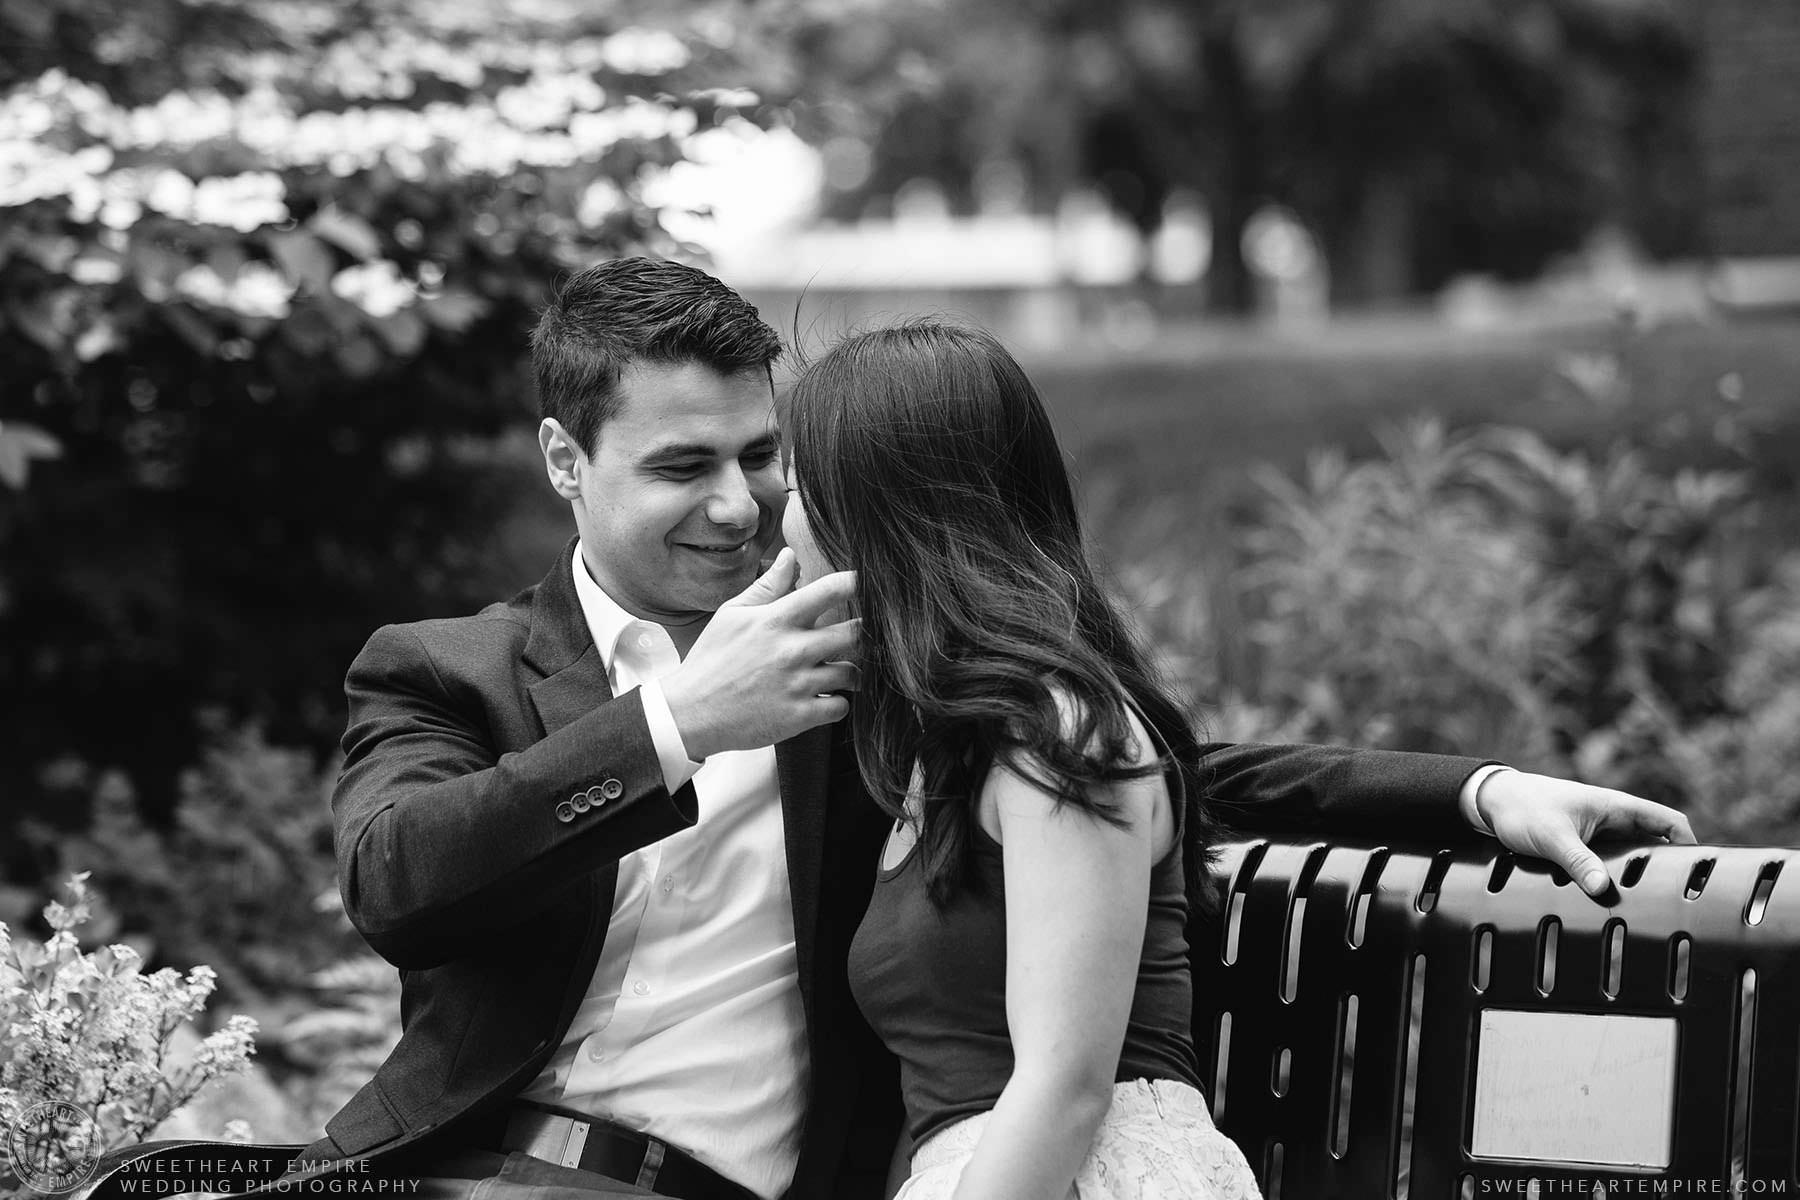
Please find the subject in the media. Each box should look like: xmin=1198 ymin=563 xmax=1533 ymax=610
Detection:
xmin=504 ymin=1108 xmax=595 ymax=1172
xmin=556 ymin=1117 xmax=591 ymax=1171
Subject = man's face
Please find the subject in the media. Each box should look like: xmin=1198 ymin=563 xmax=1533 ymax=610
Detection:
xmin=571 ymin=360 xmax=784 ymax=625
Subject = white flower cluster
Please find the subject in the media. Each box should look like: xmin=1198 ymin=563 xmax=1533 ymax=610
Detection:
xmin=0 ymin=874 xmax=259 ymax=1164
xmin=0 ymin=54 xmax=713 ymax=229
xmin=330 ymin=260 xmax=416 ymax=319
xmin=311 ymin=27 xmax=693 ymax=100
xmin=175 ymin=261 xmax=296 ymax=319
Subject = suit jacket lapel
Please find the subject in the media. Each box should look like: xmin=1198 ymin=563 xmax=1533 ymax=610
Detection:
xmin=519 ymin=541 xmax=618 ymax=1002
xmin=778 ymin=726 xmax=831 ymax=1028
xmin=528 ymin=644 xmax=611 ymax=738
xmin=524 ymin=538 xmax=614 ymax=737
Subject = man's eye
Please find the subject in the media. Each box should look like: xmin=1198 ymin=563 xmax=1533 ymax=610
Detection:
xmin=657 ymin=464 xmax=704 ymax=479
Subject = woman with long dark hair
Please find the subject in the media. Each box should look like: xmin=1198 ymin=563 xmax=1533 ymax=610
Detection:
xmin=781 ymin=319 xmax=1262 ymax=1199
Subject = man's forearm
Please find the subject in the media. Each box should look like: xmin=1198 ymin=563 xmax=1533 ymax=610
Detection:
xmin=334 ymin=629 xmax=696 ymax=967
xmin=1201 ymin=741 xmax=1496 ymax=836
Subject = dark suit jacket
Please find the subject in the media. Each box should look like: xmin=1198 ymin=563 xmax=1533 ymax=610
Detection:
xmin=304 ymin=540 xmax=1487 ymax=1198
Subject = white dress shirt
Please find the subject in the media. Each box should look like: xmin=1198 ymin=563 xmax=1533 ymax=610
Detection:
xmin=519 ymin=543 xmax=808 ymax=1200
xmin=1461 ymin=763 xmax=1511 ymax=833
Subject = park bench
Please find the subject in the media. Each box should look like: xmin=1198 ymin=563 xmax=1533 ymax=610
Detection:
xmin=1194 ymin=833 xmax=1800 ymax=1198
xmin=82 ymin=833 xmax=1800 ymax=1199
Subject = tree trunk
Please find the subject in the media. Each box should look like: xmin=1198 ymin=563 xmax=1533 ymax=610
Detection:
xmin=1328 ymin=169 xmax=1416 ymax=306
xmin=1199 ymin=14 xmax=1260 ymax=315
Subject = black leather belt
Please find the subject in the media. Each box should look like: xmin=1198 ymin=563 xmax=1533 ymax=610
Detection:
xmin=499 ymin=1103 xmax=760 ymax=1200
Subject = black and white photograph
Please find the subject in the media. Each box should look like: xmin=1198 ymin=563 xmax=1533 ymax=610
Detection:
xmin=2 ymin=1 xmax=1798 ymax=1197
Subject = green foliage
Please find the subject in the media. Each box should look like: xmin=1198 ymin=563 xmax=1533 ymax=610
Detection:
xmin=22 ymin=722 xmax=356 ymax=1005
xmin=0 ymin=422 xmax=62 ymax=490
xmin=0 ymin=0 xmax=785 ymax=826
xmin=1108 ymin=376 xmax=1795 ymax=840
xmin=276 ymin=950 xmax=400 ymax=1131
xmin=1594 ymin=562 xmax=1800 ymax=844
xmin=0 ymin=875 xmax=257 ymax=1191
xmin=1234 ymin=422 xmax=1583 ymax=764
xmin=20 ymin=721 xmax=405 ymax=1132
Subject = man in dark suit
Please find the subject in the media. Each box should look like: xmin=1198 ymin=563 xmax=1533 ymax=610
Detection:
xmin=299 ymin=259 xmax=1694 ymax=1200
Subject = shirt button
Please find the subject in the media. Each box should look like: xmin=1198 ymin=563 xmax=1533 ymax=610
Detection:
xmin=587 ymin=1044 xmax=605 ymax=1063
xmin=632 ymin=980 xmax=650 ymax=997
xmin=661 ymin=875 xmax=674 ymax=894
xmin=636 ymin=633 xmax=654 ymax=649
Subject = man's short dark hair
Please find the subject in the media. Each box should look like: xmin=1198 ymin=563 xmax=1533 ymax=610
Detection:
xmin=531 ymin=258 xmax=783 ymax=454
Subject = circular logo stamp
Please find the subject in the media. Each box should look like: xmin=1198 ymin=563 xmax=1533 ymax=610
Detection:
xmin=6 ymin=1100 xmax=100 ymax=1194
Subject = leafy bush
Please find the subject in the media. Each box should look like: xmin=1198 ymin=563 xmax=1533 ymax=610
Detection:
xmin=1109 ymin=398 xmax=1791 ymax=841
xmin=1233 ymin=422 xmax=1583 ymax=765
xmin=1606 ymin=560 xmax=1800 ymax=843
xmin=0 ymin=875 xmax=256 ymax=1193
xmin=22 ymin=721 xmax=354 ymax=1007
xmin=21 ymin=719 xmax=421 ymax=1130
xmin=277 ymin=949 xmax=400 ymax=1132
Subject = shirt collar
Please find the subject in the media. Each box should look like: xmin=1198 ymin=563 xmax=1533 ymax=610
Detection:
xmin=570 ymin=539 xmax=641 ymax=674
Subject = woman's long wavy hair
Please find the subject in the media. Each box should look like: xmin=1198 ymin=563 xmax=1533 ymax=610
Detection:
xmin=784 ymin=319 xmax=1221 ymax=908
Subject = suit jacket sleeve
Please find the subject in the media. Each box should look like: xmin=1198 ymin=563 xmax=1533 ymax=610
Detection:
xmin=1197 ymin=741 xmax=1496 ymax=838
xmin=332 ymin=623 xmax=697 ymax=970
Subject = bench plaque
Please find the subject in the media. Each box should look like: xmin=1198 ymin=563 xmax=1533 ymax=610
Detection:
xmin=1470 ymin=1009 xmax=1679 ymax=1169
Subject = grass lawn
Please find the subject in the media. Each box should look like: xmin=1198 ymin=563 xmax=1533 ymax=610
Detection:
xmin=1019 ymin=314 xmax=1800 ymax=512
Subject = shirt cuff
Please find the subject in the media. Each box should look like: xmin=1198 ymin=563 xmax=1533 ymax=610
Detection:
xmin=1459 ymin=763 xmax=1513 ymax=837
xmin=639 ymin=679 xmax=702 ymax=793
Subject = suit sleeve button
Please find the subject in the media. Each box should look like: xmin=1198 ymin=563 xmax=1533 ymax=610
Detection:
xmin=585 ymin=785 xmax=606 ymax=807
xmin=555 ymin=801 xmax=577 ymax=823
xmin=570 ymin=792 xmax=591 ymax=813
xmin=600 ymin=778 xmax=624 ymax=801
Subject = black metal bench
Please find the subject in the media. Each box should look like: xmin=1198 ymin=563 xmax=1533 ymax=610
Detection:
xmin=83 ymin=834 xmax=1800 ymax=1199
xmin=1195 ymin=834 xmax=1800 ymax=1198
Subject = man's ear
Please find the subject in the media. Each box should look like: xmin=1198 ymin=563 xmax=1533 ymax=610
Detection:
xmin=539 ymin=418 xmax=587 ymax=501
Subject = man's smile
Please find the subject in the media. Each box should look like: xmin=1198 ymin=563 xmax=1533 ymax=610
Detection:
xmin=677 ymin=536 xmax=759 ymax=563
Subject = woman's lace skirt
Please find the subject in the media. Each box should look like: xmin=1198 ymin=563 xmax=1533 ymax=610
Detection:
xmin=894 ymin=1078 xmax=1263 ymax=1200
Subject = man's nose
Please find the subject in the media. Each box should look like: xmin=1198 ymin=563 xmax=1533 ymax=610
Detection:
xmin=706 ymin=463 xmax=759 ymax=530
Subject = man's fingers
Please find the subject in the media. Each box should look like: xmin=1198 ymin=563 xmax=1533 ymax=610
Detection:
xmin=1594 ymin=791 xmax=1698 ymax=845
xmin=1542 ymin=827 xmax=1611 ymax=897
xmin=809 ymin=661 xmax=860 ymax=695
xmin=1533 ymin=820 xmax=1620 ymax=895
xmin=800 ymin=617 xmax=861 ymax=664
xmin=778 ymin=570 xmax=857 ymax=625
xmin=721 ymin=548 xmax=798 ymax=608
xmin=1633 ymin=798 xmax=1697 ymax=845
xmin=805 ymin=693 xmax=852 ymax=726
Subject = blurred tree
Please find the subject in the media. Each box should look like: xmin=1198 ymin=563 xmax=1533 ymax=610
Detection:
xmin=1279 ymin=0 xmax=1703 ymax=302
xmin=0 ymin=0 xmax=779 ymax=842
xmin=792 ymin=0 xmax=1700 ymax=311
